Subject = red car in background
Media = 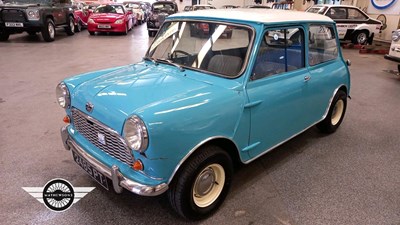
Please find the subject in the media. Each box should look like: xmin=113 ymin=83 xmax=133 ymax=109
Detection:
xmin=87 ymin=4 xmax=134 ymax=35
xmin=73 ymin=3 xmax=98 ymax=32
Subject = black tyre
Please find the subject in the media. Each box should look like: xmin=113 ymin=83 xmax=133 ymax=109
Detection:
xmin=42 ymin=18 xmax=56 ymax=42
xmin=148 ymin=30 xmax=155 ymax=37
xmin=123 ymin=24 xmax=128 ymax=35
xmin=168 ymin=145 xmax=233 ymax=220
xmin=65 ymin=15 xmax=75 ymax=36
xmin=352 ymin=31 xmax=368 ymax=45
xmin=0 ymin=30 xmax=9 ymax=41
xmin=316 ymin=90 xmax=347 ymax=134
xmin=75 ymin=20 xmax=82 ymax=32
xmin=89 ymin=31 xmax=95 ymax=36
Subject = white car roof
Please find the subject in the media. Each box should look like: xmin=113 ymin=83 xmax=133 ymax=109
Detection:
xmin=170 ymin=9 xmax=333 ymax=23
xmin=311 ymin=4 xmax=360 ymax=9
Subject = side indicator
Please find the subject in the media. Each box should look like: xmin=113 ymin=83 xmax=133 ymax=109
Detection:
xmin=132 ymin=160 xmax=144 ymax=171
xmin=63 ymin=115 xmax=70 ymax=123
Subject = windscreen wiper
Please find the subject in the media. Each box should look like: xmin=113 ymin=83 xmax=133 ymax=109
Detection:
xmin=156 ymin=58 xmax=185 ymax=72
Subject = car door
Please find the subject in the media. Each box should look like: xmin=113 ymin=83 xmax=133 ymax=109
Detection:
xmin=245 ymin=26 xmax=315 ymax=159
xmin=51 ymin=0 xmax=65 ymax=25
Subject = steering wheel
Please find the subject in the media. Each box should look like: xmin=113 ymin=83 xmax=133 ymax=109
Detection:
xmin=173 ymin=50 xmax=191 ymax=58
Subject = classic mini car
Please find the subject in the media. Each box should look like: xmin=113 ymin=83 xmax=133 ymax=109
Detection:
xmin=146 ymin=0 xmax=177 ymax=37
xmin=124 ymin=2 xmax=145 ymax=25
xmin=0 ymin=0 xmax=75 ymax=42
xmin=58 ymin=9 xmax=351 ymax=219
xmin=87 ymin=4 xmax=134 ymax=35
xmin=384 ymin=29 xmax=400 ymax=62
xmin=306 ymin=5 xmax=382 ymax=45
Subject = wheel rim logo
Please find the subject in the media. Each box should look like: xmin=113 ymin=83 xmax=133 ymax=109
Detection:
xmin=23 ymin=178 xmax=95 ymax=212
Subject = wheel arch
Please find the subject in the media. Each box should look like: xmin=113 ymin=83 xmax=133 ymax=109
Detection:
xmin=322 ymin=84 xmax=348 ymax=120
xmin=167 ymin=136 xmax=241 ymax=184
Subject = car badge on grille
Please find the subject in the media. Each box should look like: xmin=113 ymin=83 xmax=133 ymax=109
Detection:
xmin=98 ymin=133 xmax=106 ymax=145
xmin=85 ymin=102 xmax=94 ymax=113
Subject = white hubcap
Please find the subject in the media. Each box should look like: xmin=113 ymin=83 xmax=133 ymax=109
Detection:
xmin=331 ymin=99 xmax=344 ymax=125
xmin=48 ymin=23 xmax=54 ymax=38
xmin=193 ymin=164 xmax=225 ymax=208
xmin=358 ymin=33 xmax=367 ymax=44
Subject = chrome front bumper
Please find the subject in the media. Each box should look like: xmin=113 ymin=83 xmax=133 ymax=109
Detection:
xmin=61 ymin=126 xmax=168 ymax=196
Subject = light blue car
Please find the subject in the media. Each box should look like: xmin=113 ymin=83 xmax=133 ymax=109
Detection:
xmin=57 ymin=9 xmax=351 ymax=220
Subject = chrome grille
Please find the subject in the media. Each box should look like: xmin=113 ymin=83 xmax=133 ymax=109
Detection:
xmin=71 ymin=108 xmax=134 ymax=165
xmin=1 ymin=9 xmax=26 ymax=22
xmin=158 ymin=13 xmax=167 ymax=25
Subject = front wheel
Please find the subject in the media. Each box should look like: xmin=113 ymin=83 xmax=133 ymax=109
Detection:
xmin=89 ymin=31 xmax=95 ymax=36
xmin=168 ymin=145 xmax=233 ymax=220
xmin=75 ymin=20 xmax=82 ymax=32
xmin=0 ymin=30 xmax=10 ymax=41
xmin=41 ymin=18 xmax=56 ymax=42
xmin=316 ymin=90 xmax=347 ymax=133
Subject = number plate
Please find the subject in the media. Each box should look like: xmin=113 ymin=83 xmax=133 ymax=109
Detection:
xmin=98 ymin=24 xmax=111 ymax=29
xmin=72 ymin=150 xmax=109 ymax=190
xmin=5 ymin=22 xmax=23 ymax=27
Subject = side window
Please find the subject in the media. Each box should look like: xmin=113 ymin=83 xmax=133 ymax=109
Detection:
xmin=347 ymin=8 xmax=367 ymax=20
xmin=251 ymin=28 xmax=305 ymax=80
xmin=326 ymin=8 xmax=347 ymax=20
xmin=308 ymin=25 xmax=338 ymax=66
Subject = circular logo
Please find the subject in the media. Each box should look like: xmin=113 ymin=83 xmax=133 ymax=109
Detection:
xmin=370 ymin=0 xmax=397 ymax=9
xmin=42 ymin=179 xmax=75 ymax=212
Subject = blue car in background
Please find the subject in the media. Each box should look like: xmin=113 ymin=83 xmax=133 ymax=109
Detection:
xmin=57 ymin=9 xmax=351 ymax=220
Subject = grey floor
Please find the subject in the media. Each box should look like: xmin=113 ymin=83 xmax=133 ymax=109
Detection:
xmin=1 ymin=24 xmax=400 ymax=225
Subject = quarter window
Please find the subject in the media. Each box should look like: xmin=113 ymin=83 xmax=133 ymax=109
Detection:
xmin=308 ymin=25 xmax=338 ymax=66
xmin=347 ymin=8 xmax=367 ymax=20
xmin=251 ymin=28 xmax=305 ymax=80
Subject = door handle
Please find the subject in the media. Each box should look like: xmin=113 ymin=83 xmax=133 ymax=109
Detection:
xmin=304 ymin=76 xmax=311 ymax=82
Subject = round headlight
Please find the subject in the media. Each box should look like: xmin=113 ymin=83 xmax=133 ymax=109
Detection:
xmin=56 ymin=82 xmax=70 ymax=108
xmin=392 ymin=30 xmax=400 ymax=42
xmin=123 ymin=115 xmax=148 ymax=152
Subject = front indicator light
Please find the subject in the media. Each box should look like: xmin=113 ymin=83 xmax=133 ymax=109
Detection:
xmin=63 ymin=115 xmax=70 ymax=123
xmin=132 ymin=160 xmax=143 ymax=171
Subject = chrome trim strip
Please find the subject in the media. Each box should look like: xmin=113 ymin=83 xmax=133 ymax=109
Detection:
xmin=243 ymin=85 xmax=346 ymax=164
xmin=167 ymin=136 xmax=240 ymax=184
xmin=64 ymin=129 xmax=168 ymax=196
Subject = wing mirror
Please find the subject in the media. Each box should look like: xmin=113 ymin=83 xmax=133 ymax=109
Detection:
xmin=346 ymin=59 xmax=351 ymax=66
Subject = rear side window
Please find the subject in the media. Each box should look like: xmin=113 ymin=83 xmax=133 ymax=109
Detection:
xmin=251 ymin=27 xmax=305 ymax=80
xmin=347 ymin=8 xmax=367 ymax=20
xmin=308 ymin=25 xmax=338 ymax=66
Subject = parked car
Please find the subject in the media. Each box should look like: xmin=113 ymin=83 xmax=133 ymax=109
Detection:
xmin=87 ymin=4 xmax=134 ymax=35
xmin=306 ymin=5 xmax=382 ymax=45
xmin=124 ymin=2 xmax=145 ymax=25
xmin=58 ymin=9 xmax=351 ymax=220
xmin=146 ymin=0 xmax=177 ymax=37
xmin=0 ymin=0 xmax=75 ymax=42
xmin=221 ymin=5 xmax=239 ymax=9
xmin=244 ymin=5 xmax=271 ymax=9
xmin=183 ymin=5 xmax=217 ymax=12
xmin=384 ymin=29 xmax=400 ymax=62
xmin=73 ymin=2 xmax=93 ymax=32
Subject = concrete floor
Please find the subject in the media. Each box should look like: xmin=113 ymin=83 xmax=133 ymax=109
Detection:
xmin=1 ymin=24 xmax=400 ymax=225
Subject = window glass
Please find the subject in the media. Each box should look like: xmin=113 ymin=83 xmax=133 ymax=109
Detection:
xmin=251 ymin=28 xmax=304 ymax=80
xmin=308 ymin=25 xmax=338 ymax=66
xmin=95 ymin=5 xmax=124 ymax=14
xmin=326 ymin=8 xmax=347 ymax=19
xmin=148 ymin=21 xmax=253 ymax=78
xmin=347 ymin=8 xmax=367 ymax=20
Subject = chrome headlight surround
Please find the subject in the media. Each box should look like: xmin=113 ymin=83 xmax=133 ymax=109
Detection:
xmin=26 ymin=8 xmax=40 ymax=21
xmin=392 ymin=30 xmax=400 ymax=42
xmin=123 ymin=115 xmax=149 ymax=153
xmin=56 ymin=82 xmax=70 ymax=109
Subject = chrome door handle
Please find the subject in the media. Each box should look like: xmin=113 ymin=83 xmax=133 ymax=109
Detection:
xmin=304 ymin=76 xmax=311 ymax=82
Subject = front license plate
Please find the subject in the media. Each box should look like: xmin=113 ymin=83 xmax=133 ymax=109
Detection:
xmin=98 ymin=24 xmax=111 ymax=29
xmin=5 ymin=22 xmax=23 ymax=27
xmin=72 ymin=150 xmax=109 ymax=190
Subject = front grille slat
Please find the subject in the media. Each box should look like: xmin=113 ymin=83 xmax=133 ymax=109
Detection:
xmin=72 ymin=108 xmax=134 ymax=165
xmin=1 ymin=9 xmax=26 ymax=22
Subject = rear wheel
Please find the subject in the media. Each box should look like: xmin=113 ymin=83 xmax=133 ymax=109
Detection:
xmin=148 ymin=30 xmax=155 ymax=37
xmin=316 ymin=90 xmax=347 ymax=133
xmin=41 ymin=18 xmax=55 ymax=42
xmin=89 ymin=31 xmax=95 ymax=36
xmin=65 ymin=15 xmax=75 ymax=36
xmin=352 ymin=31 xmax=368 ymax=45
xmin=0 ymin=30 xmax=9 ymax=41
xmin=168 ymin=145 xmax=233 ymax=220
